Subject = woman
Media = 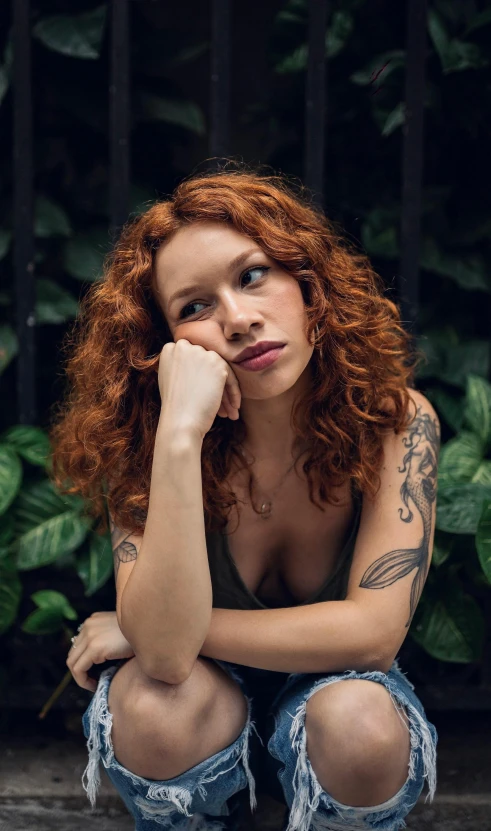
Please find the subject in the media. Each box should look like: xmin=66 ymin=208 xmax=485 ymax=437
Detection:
xmin=54 ymin=166 xmax=439 ymax=831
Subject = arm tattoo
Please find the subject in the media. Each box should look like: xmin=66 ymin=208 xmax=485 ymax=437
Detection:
xmin=359 ymin=404 xmax=440 ymax=628
xmin=109 ymin=513 xmax=138 ymax=581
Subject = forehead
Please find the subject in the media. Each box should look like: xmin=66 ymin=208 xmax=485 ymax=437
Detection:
xmin=156 ymin=221 xmax=257 ymax=269
xmin=154 ymin=221 xmax=265 ymax=303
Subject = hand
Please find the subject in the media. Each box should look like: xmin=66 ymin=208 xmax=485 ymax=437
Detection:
xmin=66 ymin=611 xmax=135 ymax=692
xmin=157 ymin=339 xmax=242 ymax=440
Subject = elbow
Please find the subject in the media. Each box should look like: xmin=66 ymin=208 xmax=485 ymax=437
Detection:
xmin=139 ymin=653 xmax=195 ymax=685
xmin=362 ymin=640 xmax=399 ymax=675
xmin=366 ymin=653 xmax=395 ymax=674
xmin=119 ymin=610 xmax=190 ymax=685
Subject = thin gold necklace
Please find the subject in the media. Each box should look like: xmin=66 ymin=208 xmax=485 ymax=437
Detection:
xmin=239 ymin=448 xmax=300 ymax=520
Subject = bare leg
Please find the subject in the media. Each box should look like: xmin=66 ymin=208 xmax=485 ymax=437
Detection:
xmin=306 ymin=678 xmax=411 ymax=806
xmin=107 ymin=656 xmax=248 ymax=780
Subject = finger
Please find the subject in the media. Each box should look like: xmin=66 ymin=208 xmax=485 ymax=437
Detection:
xmin=226 ymin=369 xmax=242 ymax=409
xmin=66 ymin=632 xmax=86 ymax=670
xmin=221 ymin=386 xmax=239 ymax=420
xmin=67 ymin=642 xmax=97 ymax=692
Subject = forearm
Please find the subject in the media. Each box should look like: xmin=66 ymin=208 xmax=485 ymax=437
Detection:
xmin=199 ymin=601 xmax=392 ymax=675
xmin=121 ymin=421 xmax=212 ymax=683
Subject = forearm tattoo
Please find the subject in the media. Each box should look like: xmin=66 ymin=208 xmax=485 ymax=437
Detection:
xmin=109 ymin=514 xmax=138 ymax=581
xmin=359 ymin=405 xmax=440 ymax=627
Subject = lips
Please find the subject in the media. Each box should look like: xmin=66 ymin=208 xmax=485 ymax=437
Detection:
xmin=233 ymin=341 xmax=285 ymax=363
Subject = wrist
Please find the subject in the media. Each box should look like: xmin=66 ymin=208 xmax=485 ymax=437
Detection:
xmin=156 ymin=418 xmax=204 ymax=452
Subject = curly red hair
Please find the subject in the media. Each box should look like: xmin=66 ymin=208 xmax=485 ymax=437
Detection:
xmin=48 ymin=164 xmax=424 ymax=537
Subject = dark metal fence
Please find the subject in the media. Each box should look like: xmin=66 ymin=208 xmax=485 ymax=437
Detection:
xmin=10 ymin=0 xmax=491 ymax=712
xmin=13 ymin=0 xmax=428 ymax=428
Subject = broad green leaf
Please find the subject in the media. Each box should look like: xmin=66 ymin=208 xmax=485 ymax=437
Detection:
xmin=13 ymin=479 xmax=86 ymax=535
xmin=464 ymin=8 xmax=491 ymax=35
xmin=443 ymin=343 xmax=490 ymax=389
xmin=425 ymin=387 xmax=464 ymax=434
xmin=463 ymin=374 xmax=491 ymax=449
xmin=0 ymin=566 xmax=22 ymax=635
xmin=30 ymin=589 xmax=77 ymax=619
xmin=16 ymin=510 xmax=92 ymax=570
xmin=437 ymin=431 xmax=483 ymax=486
xmin=0 ymin=445 xmax=22 ymax=515
xmin=21 ymin=607 xmax=65 ymax=635
xmin=325 ymin=11 xmax=355 ymax=59
xmin=276 ymin=11 xmax=355 ymax=72
xmin=32 ymin=5 xmax=107 ymax=60
xmin=472 ymin=461 xmax=491 ymax=485
xmin=0 ymin=425 xmax=52 ymax=468
xmin=0 ymin=229 xmax=11 ymax=260
xmin=436 ymin=483 xmax=491 ymax=534
xmin=0 ymin=324 xmax=19 ymax=375
xmin=76 ymin=532 xmax=114 ymax=596
xmin=36 ymin=278 xmax=79 ymax=324
xmin=350 ymin=50 xmax=405 ymax=85
xmin=412 ymin=591 xmax=485 ymax=662
xmin=420 ymin=237 xmax=491 ymax=292
xmin=431 ymin=342 xmax=490 ymax=390
xmin=476 ymin=501 xmax=491 ymax=584
xmin=34 ymin=196 xmax=72 ymax=238
xmin=360 ymin=207 xmax=400 ymax=259
xmin=275 ymin=43 xmax=307 ymax=74
xmin=63 ymin=228 xmax=109 ymax=281
xmin=0 ymin=512 xmax=15 ymax=550
xmin=431 ymin=538 xmax=451 ymax=568
xmin=428 ymin=8 xmax=489 ymax=73
xmin=380 ymin=102 xmax=406 ymax=137
xmin=138 ymin=92 xmax=206 ymax=135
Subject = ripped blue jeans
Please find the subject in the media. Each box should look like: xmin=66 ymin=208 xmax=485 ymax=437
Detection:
xmin=81 ymin=658 xmax=437 ymax=830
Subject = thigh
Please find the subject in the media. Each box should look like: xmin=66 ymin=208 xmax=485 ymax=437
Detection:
xmin=265 ymin=662 xmax=438 ymax=831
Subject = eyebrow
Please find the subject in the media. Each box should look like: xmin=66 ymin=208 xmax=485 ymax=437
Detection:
xmin=166 ymin=247 xmax=264 ymax=311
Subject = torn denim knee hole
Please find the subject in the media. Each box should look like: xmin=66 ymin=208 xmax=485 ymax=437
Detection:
xmin=82 ymin=666 xmax=262 ymax=820
xmin=282 ymin=670 xmax=436 ymax=831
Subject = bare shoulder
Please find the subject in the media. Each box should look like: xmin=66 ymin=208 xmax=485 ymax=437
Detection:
xmin=408 ymin=387 xmax=438 ymax=414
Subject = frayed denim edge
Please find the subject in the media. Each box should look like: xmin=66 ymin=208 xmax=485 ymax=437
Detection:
xmin=283 ymin=668 xmax=437 ymax=831
xmin=82 ymin=665 xmax=262 ymax=819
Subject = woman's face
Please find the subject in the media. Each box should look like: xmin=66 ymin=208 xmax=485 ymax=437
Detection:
xmin=153 ymin=220 xmax=315 ymax=404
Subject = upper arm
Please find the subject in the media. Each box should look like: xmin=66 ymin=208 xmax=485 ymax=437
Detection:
xmin=108 ymin=509 xmax=144 ymax=629
xmin=346 ymin=389 xmax=441 ymax=666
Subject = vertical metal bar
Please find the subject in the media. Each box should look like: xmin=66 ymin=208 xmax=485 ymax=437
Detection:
xmin=305 ymin=0 xmax=328 ymax=210
xmin=209 ymin=0 xmax=231 ymax=170
xmin=12 ymin=0 xmax=36 ymax=425
xmin=109 ymin=0 xmax=130 ymax=239
xmin=399 ymin=0 xmax=428 ymax=336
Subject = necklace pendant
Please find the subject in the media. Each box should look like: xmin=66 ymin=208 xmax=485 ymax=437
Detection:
xmin=260 ymin=501 xmax=272 ymax=519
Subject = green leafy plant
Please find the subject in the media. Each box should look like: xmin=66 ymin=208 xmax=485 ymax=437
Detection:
xmin=0 ymin=0 xmax=490 ymax=703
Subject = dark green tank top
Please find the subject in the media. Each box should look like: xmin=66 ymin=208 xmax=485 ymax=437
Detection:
xmin=206 ymin=486 xmax=363 ymax=610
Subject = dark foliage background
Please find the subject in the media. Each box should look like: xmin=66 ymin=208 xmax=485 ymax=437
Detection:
xmin=0 ymin=0 xmax=491 ymax=719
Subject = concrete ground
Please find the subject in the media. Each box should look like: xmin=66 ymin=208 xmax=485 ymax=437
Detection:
xmin=0 ymin=711 xmax=490 ymax=830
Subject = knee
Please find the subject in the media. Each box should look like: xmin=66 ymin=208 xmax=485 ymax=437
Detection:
xmin=305 ymin=679 xmax=409 ymax=779
xmin=110 ymin=656 xmax=211 ymax=729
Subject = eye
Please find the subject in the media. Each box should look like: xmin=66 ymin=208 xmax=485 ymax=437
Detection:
xmin=178 ymin=266 xmax=270 ymax=320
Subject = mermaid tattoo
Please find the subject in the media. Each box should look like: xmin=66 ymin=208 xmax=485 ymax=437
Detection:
xmin=360 ymin=404 xmax=440 ymax=627
xmin=109 ymin=513 xmax=138 ymax=580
